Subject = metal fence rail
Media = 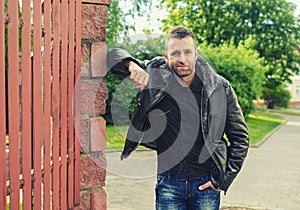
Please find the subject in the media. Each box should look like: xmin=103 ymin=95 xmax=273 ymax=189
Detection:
xmin=0 ymin=0 xmax=81 ymax=209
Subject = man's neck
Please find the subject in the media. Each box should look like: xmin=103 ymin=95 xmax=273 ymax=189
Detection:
xmin=174 ymin=71 xmax=195 ymax=87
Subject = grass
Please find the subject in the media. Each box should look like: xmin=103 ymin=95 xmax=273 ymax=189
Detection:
xmin=5 ymin=196 xmax=23 ymax=210
xmin=106 ymin=125 xmax=128 ymax=150
xmin=106 ymin=111 xmax=286 ymax=150
xmin=255 ymin=107 xmax=300 ymax=116
xmin=247 ymin=111 xmax=284 ymax=145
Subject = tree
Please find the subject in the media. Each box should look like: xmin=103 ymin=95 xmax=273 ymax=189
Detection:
xmin=199 ymin=38 xmax=267 ymax=116
xmin=106 ymin=0 xmax=152 ymax=46
xmin=122 ymin=33 xmax=164 ymax=59
xmin=105 ymin=0 xmax=156 ymax=125
xmin=160 ymin=0 xmax=300 ymax=107
xmin=262 ymin=80 xmax=291 ymax=109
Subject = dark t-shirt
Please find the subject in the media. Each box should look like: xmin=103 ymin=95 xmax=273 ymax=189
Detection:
xmin=152 ymin=73 xmax=212 ymax=179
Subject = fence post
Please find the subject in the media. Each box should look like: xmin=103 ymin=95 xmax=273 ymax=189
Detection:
xmin=0 ymin=1 xmax=6 ymax=209
xmin=76 ymin=0 xmax=110 ymax=209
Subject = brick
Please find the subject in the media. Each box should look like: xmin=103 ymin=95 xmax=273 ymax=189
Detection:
xmin=90 ymin=117 xmax=106 ymax=152
xmin=91 ymin=190 xmax=107 ymax=210
xmin=81 ymin=4 xmax=108 ymax=41
xmin=91 ymin=42 xmax=107 ymax=78
xmin=80 ymin=119 xmax=89 ymax=153
xmin=81 ymin=43 xmax=90 ymax=78
xmin=80 ymin=80 xmax=108 ymax=116
xmin=82 ymin=0 xmax=111 ymax=5
xmin=76 ymin=191 xmax=90 ymax=210
xmin=94 ymin=81 xmax=108 ymax=115
xmin=80 ymin=154 xmax=106 ymax=188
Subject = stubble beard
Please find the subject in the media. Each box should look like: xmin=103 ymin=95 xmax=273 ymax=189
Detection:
xmin=170 ymin=64 xmax=193 ymax=78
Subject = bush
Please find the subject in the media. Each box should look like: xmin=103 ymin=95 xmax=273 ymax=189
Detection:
xmin=105 ymin=36 xmax=163 ymax=125
xmin=199 ymin=39 xmax=267 ymax=117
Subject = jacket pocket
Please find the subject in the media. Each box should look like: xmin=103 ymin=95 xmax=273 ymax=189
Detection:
xmin=210 ymin=139 xmax=227 ymax=188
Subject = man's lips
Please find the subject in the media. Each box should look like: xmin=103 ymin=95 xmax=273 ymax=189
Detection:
xmin=177 ymin=65 xmax=188 ymax=69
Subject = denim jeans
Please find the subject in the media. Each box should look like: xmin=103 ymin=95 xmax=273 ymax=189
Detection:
xmin=155 ymin=173 xmax=220 ymax=210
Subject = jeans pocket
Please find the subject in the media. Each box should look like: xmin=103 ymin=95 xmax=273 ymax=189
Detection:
xmin=204 ymin=187 xmax=220 ymax=196
xmin=156 ymin=175 xmax=166 ymax=188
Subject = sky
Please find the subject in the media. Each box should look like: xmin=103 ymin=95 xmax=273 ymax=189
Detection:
xmin=289 ymin=0 xmax=300 ymax=15
xmin=132 ymin=0 xmax=300 ymax=36
xmin=130 ymin=0 xmax=167 ymax=35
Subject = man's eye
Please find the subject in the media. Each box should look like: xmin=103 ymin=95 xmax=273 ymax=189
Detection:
xmin=171 ymin=51 xmax=180 ymax=56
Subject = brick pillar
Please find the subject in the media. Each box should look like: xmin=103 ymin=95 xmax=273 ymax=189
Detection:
xmin=77 ymin=0 xmax=111 ymax=209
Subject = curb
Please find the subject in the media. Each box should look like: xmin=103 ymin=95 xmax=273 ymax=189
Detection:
xmin=250 ymin=119 xmax=287 ymax=148
xmin=220 ymin=204 xmax=280 ymax=210
xmin=104 ymin=148 xmax=152 ymax=153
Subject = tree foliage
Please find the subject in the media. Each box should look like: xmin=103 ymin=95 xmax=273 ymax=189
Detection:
xmin=199 ymin=38 xmax=267 ymax=116
xmin=104 ymin=35 xmax=164 ymax=125
xmin=106 ymin=0 xmax=153 ymax=45
xmin=262 ymin=80 xmax=291 ymax=109
xmin=160 ymin=0 xmax=300 ymax=107
xmin=105 ymin=0 xmax=299 ymax=121
xmin=104 ymin=71 xmax=138 ymax=125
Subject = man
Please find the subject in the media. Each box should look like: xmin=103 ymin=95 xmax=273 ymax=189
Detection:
xmin=107 ymin=26 xmax=249 ymax=210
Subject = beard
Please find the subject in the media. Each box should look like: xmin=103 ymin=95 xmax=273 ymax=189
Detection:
xmin=170 ymin=62 xmax=194 ymax=78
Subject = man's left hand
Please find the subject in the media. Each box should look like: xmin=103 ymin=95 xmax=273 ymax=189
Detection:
xmin=198 ymin=181 xmax=221 ymax=192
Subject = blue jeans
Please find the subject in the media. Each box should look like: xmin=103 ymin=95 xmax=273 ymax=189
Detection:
xmin=155 ymin=173 xmax=220 ymax=210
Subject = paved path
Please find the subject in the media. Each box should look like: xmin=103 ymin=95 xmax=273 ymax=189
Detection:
xmin=104 ymin=114 xmax=300 ymax=210
xmin=221 ymin=114 xmax=300 ymax=210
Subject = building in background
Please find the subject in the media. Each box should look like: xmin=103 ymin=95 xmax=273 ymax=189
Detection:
xmin=287 ymin=75 xmax=300 ymax=108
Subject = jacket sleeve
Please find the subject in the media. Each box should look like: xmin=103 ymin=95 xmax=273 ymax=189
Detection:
xmin=107 ymin=48 xmax=147 ymax=78
xmin=220 ymin=86 xmax=249 ymax=191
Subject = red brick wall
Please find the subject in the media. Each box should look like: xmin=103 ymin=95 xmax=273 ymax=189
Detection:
xmin=77 ymin=0 xmax=111 ymax=209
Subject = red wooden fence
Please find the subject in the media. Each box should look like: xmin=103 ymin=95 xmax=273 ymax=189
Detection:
xmin=0 ymin=0 xmax=81 ymax=209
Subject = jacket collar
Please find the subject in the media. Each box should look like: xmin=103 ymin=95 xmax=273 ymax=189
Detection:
xmin=155 ymin=56 xmax=225 ymax=98
xmin=195 ymin=57 xmax=225 ymax=97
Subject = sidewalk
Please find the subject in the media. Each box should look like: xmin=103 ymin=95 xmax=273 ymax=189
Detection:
xmin=221 ymin=113 xmax=300 ymax=210
xmin=105 ymin=114 xmax=300 ymax=210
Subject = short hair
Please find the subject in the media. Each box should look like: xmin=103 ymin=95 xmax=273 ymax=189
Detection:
xmin=165 ymin=26 xmax=196 ymax=50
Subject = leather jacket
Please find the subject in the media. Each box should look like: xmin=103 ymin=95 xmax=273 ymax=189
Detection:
xmin=107 ymin=48 xmax=249 ymax=192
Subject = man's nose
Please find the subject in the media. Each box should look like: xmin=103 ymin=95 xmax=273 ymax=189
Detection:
xmin=178 ymin=54 xmax=186 ymax=63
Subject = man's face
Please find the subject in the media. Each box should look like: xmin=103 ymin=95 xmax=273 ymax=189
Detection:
xmin=163 ymin=36 xmax=198 ymax=78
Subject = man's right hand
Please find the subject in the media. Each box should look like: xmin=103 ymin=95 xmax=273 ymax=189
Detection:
xmin=128 ymin=61 xmax=149 ymax=90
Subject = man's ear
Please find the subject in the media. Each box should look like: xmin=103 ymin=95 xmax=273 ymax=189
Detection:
xmin=163 ymin=51 xmax=168 ymax=63
xmin=196 ymin=48 xmax=199 ymax=57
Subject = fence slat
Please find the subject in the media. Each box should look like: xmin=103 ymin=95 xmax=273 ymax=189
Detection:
xmin=60 ymin=0 xmax=68 ymax=209
xmin=67 ymin=0 xmax=75 ymax=207
xmin=74 ymin=0 xmax=82 ymax=205
xmin=8 ymin=0 xmax=20 ymax=209
xmin=21 ymin=0 xmax=33 ymax=209
xmin=43 ymin=0 xmax=52 ymax=209
xmin=0 ymin=0 xmax=7 ymax=209
xmin=52 ymin=0 xmax=61 ymax=208
xmin=33 ymin=0 xmax=43 ymax=208
xmin=2 ymin=0 xmax=82 ymax=208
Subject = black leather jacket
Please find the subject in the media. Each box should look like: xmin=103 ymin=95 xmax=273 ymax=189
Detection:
xmin=107 ymin=48 xmax=249 ymax=192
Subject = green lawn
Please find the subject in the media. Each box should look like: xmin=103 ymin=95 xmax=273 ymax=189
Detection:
xmin=105 ymin=111 xmax=286 ymax=150
xmin=106 ymin=125 xmax=129 ymax=150
xmin=247 ymin=111 xmax=284 ymax=145
xmin=255 ymin=107 xmax=300 ymax=116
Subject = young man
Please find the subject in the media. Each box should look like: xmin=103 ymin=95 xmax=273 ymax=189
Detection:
xmin=107 ymin=26 xmax=249 ymax=210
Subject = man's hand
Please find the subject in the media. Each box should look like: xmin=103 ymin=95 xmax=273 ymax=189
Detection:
xmin=128 ymin=61 xmax=149 ymax=90
xmin=198 ymin=181 xmax=221 ymax=192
